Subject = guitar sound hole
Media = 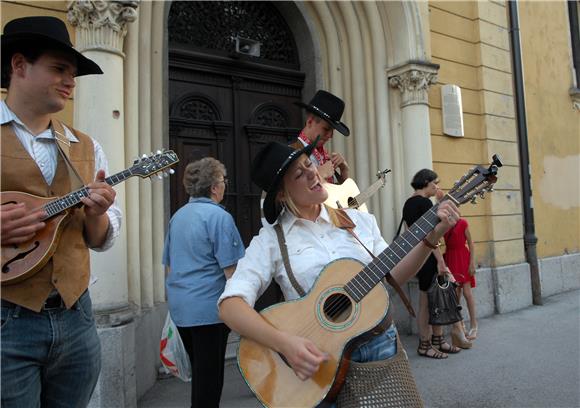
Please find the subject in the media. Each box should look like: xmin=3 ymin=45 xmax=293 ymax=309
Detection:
xmin=323 ymin=293 xmax=352 ymax=323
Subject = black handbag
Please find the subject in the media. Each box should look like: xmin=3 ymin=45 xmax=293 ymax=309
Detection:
xmin=427 ymin=275 xmax=463 ymax=325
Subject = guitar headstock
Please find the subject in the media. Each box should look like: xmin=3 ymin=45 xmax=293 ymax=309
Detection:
xmin=445 ymin=154 xmax=502 ymax=206
xmin=376 ymin=168 xmax=392 ymax=187
xmin=130 ymin=150 xmax=179 ymax=178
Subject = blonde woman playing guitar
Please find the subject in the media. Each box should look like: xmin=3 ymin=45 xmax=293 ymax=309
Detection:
xmin=218 ymin=140 xmax=463 ymax=407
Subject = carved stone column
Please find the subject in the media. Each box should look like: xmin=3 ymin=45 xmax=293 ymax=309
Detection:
xmin=68 ymin=1 xmax=138 ymax=55
xmin=388 ymin=61 xmax=439 ymax=186
xmin=67 ymin=2 xmax=139 ymax=407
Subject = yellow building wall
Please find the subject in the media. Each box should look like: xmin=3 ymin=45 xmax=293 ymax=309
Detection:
xmin=517 ymin=1 xmax=580 ymax=258
xmin=428 ymin=1 xmax=525 ymax=267
xmin=1 ymin=1 xmax=74 ymax=123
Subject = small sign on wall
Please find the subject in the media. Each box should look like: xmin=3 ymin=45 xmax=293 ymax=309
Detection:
xmin=441 ymin=84 xmax=464 ymax=137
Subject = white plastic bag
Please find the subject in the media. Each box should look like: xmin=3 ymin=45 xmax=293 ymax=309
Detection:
xmin=159 ymin=313 xmax=191 ymax=382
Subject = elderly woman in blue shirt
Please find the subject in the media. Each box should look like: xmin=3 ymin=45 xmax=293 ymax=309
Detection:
xmin=163 ymin=157 xmax=244 ymax=408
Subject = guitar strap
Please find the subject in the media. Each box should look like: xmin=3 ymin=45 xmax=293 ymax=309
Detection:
xmin=327 ymin=207 xmax=416 ymax=318
xmin=51 ymin=119 xmax=86 ymax=190
xmin=274 ymin=206 xmax=416 ymax=317
xmin=274 ymin=223 xmax=306 ymax=297
xmin=394 ymin=216 xmax=405 ymax=239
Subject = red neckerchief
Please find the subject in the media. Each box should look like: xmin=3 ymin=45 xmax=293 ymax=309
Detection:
xmin=298 ymin=131 xmax=333 ymax=183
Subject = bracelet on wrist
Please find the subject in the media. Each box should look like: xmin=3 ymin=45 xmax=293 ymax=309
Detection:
xmin=422 ymin=238 xmax=440 ymax=250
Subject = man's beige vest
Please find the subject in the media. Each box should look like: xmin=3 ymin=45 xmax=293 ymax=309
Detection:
xmin=1 ymin=123 xmax=95 ymax=311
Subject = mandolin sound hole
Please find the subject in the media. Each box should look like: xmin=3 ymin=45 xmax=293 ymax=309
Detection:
xmin=323 ymin=293 xmax=352 ymax=323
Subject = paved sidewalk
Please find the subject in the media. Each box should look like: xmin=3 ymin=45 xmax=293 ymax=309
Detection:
xmin=139 ymin=290 xmax=580 ymax=408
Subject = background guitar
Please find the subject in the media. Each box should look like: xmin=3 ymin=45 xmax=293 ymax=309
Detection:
xmin=324 ymin=168 xmax=391 ymax=212
xmin=238 ymin=156 xmax=502 ymax=408
xmin=1 ymin=150 xmax=179 ymax=285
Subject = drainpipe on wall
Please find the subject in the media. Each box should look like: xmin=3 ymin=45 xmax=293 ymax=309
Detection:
xmin=508 ymin=0 xmax=542 ymax=305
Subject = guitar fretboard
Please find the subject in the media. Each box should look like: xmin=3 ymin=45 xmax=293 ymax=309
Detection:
xmin=345 ymin=204 xmax=440 ymax=302
xmin=43 ymin=169 xmax=135 ymax=218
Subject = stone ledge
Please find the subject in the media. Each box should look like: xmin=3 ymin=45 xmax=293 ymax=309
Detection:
xmin=493 ymin=262 xmax=532 ymax=313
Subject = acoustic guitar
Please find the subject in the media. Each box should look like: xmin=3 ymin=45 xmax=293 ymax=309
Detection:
xmin=1 ymin=150 xmax=179 ymax=285
xmin=324 ymin=169 xmax=391 ymax=212
xmin=238 ymin=156 xmax=502 ymax=408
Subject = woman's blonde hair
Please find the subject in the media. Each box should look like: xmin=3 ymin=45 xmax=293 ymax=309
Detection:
xmin=183 ymin=157 xmax=226 ymax=198
xmin=277 ymin=181 xmax=300 ymax=218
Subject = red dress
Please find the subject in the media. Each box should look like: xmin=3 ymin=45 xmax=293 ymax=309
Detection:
xmin=443 ymin=218 xmax=476 ymax=287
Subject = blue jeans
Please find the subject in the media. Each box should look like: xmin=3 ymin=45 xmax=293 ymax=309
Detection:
xmin=350 ymin=324 xmax=398 ymax=363
xmin=1 ymin=291 xmax=101 ymax=408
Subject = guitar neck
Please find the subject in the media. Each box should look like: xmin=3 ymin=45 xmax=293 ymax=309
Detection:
xmin=42 ymin=169 xmax=134 ymax=218
xmin=353 ymin=178 xmax=384 ymax=207
xmin=344 ymin=205 xmax=440 ymax=301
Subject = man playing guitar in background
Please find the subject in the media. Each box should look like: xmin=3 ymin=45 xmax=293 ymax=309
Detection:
xmin=291 ymin=90 xmax=351 ymax=185
xmin=1 ymin=16 xmax=121 ymax=407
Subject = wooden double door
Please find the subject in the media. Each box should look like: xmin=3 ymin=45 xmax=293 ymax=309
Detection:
xmin=168 ymin=49 xmax=305 ymax=247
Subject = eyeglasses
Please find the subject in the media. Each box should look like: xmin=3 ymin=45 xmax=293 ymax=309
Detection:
xmin=219 ymin=177 xmax=229 ymax=186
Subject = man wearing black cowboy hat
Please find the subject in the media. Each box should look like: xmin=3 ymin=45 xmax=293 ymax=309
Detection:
xmin=1 ymin=16 xmax=121 ymax=407
xmin=291 ymin=89 xmax=351 ymax=184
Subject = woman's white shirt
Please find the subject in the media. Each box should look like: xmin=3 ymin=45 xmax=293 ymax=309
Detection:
xmin=218 ymin=206 xmax=388 ymax=307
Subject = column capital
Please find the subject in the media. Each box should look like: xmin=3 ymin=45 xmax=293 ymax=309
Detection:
xmin=67 ymin=0 xmax=139 ymax=56
xmin=387 ymin=61 xmax=439 ymax=107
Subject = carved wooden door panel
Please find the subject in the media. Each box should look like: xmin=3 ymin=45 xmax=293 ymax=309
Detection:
xmin=168 ymin=1 xmax=304 ymax=248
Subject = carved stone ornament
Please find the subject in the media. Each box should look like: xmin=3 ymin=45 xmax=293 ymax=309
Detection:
xmin=67 ymin=0 xmax=139 ymax=55
xmin=388 ymin=62 xmax=439 ymax=107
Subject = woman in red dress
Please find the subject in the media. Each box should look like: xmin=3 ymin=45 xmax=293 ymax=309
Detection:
xmin=443 ymin=218 xmax=478 ymax=340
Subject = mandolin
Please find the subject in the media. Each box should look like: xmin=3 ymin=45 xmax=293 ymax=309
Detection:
xmin=237 ymin=156 xmax=502 ymax=408
xmin=324 ymin=169 xmax=391 ymax=212
xmin=1 ymin=150 xmax=179 ymax=285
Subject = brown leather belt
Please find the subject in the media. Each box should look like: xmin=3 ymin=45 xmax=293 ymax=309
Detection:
xmin=1 ymin=293 xmax=65 ymax=311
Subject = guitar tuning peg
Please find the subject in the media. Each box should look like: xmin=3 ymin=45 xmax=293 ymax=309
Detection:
xmin=470 ymin=196 xmax=477 ymax=204
xmin=156 ymin=150 xmax=162 ymax=154
xmin=157 ymin=173 xmax=163 ymax=180
xmin=169 ymin=169 xmax=175 ymax=175
xmin=479 ymin=192 xmax=485 ymax=199
xmin=163 ymin=171 xmax=169 ymax=178
xmin=142 ymin=154 xmax=148 ymax=159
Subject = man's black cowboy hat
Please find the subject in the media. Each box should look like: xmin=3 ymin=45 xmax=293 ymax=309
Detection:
xmin=252 ymin=137 xmax=319 ymax=224
xmin=295 ymin=90 xmax=350 ymax=136
xmin=1 ymin=16 xmax=102 ymax=88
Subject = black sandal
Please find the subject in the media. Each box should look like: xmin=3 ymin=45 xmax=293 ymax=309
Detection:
xmin=431 ymin=334 xmax=461 ymax=354
xmin=417 ymin=339 xmax=448 ymax=359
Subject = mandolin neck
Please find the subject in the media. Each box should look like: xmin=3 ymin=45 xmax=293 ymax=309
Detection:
xmin=42 ymin=169 xmax=135 ymax=218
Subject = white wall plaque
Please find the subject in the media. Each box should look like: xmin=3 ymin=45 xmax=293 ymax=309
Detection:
xmin=441 ymin=84 xmax=464 ymax=137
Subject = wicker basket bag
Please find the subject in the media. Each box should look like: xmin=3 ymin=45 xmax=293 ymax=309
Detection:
xmin=337 ymin=338 xmax=424 ymax=408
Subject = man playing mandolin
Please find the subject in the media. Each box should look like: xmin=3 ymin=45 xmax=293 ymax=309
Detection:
xmin=219 ymin=140 xmax=460 ymax=407
xmin=1 ymin=16 xmax=121 ymax=407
